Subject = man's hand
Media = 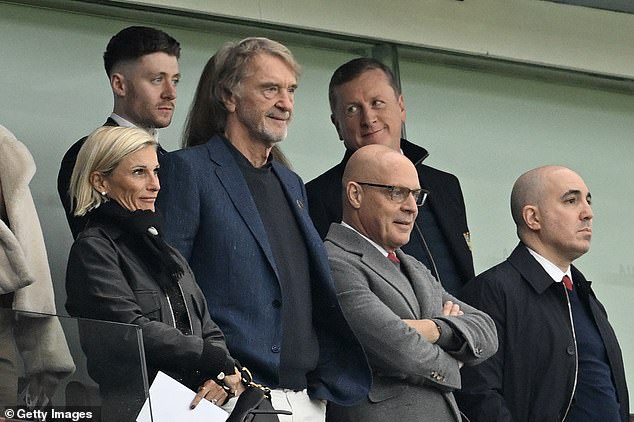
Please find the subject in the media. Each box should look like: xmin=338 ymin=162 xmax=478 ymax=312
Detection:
xmin=441 ymin=301 xmax=463 ymax=316
xmin=404 ymin=301 xmax=464 ymax=343
xmin=403 ymin=319 xmax=440 ymax=343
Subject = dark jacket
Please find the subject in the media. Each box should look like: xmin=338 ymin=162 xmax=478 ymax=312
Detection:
xmin=456 ymin=244 xmax=629 ymax=422
xmin=305 ymin=139 xmax=474 ymax=291
xmin=65 ymin=220 xmax=236 ymax=397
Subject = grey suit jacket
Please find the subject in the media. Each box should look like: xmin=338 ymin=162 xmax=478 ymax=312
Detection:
xmin=325 ymin=223 xmax=497 ymax=422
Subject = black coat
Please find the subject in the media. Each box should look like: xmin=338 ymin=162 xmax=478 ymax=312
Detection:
xmin=456 ymin=244 xmax=629 ymax=422
xmin=65 ymin=220 xmax=235 ymax=420
xmin=306 ymin=139 xmax=474 ymax=291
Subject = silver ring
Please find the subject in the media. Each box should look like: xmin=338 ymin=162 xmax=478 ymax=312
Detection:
xmin=211 ymin=399 xmax=217 ymax=404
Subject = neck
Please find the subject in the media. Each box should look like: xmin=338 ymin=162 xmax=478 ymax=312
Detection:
xmin=224 ymin=130 xmax=272 ymax=168
xmin=522 ymin=238 xmax=572 ymax=272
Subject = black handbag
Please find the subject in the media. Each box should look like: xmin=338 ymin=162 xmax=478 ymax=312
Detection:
xmin=226 ymin=368 xmax=292 ymax=422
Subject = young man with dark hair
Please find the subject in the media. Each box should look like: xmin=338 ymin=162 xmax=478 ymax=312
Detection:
xmin=57 ymin=26 xmax=180 ymax=238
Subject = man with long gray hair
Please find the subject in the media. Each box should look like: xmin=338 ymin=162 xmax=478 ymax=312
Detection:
xmin=157 ymin=38 xmax=370 ymax=421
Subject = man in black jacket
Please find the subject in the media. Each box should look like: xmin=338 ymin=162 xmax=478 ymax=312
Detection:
xmin=306 ymin=58 xmax=473 ymax=295
xmin=457 ymin=165 xmax=629 ymax=422
xmin=57 ymin=26 xmax=180 ymax=238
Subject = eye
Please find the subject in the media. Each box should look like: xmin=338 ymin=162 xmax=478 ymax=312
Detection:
xmin=172 ymin=78 xmax=180 ymax=86
xmin=372 ymin=99 xmax=386 ymax=108
xmin=390 ymin=187 xmax=407 ymax=201
xmin=345 ymin=104 xmax=359 ymax=116
xmin=151 ymin=76 xmax=163 ymax=85
xmin=263 ymin=86 xmax=280 ymax=99
xmin=133 ymin=168 xmax=146 ymax=176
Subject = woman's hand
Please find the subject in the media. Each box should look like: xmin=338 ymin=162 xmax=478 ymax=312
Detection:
xmin=189 ymin=368 xmax=246 ymax=409
xmin=190 ymin=379 xmax=229 ymax=409
xmin=223 ymin=369 xmax=246 ymax=397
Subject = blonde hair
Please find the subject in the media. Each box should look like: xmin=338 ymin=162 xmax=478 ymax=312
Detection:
xmin=70 ymin=126 xmax=157 ymax=216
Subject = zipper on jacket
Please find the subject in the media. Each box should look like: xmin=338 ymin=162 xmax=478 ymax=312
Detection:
xmin=164 ymin=292 xmax=177 ymax=329
xmin=177 ymin=282 xmax=194 ymax=335
xmin=164 ymin=282 xmax=194 ymax=335
xmin=561 ymin=287 xmax=578 ymax=421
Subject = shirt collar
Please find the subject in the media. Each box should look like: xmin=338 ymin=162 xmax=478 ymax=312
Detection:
xmin=109 ymin=113 xmax=159 ymax=139
xmin=341 ymin=221 xmax=391 ymax=258
xmin=526 ymin=246 xmax=573 ymax=284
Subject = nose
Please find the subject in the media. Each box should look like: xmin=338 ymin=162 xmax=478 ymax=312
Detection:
xmin=580 ymin=200 xmax=593 ymax=220
xmin=276 ymin=88 xmax=294 ymax=111
xmin=148 ymin=172 xmax=160 ymax=192
xmin=360 ymin=105 xmax=377 ymax=127
xmin=162 ymin=80 xmax=176 ymax=100
xmin=401 ymin=192 xmax=418 ymax=214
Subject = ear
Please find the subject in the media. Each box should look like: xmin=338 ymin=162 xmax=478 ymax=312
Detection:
xmin=222 ymin=89 xmax=237 ymax=113
xmin=523 ymin=205 xmax=541 ymax=231
xmin=331 ymin=114 xmax=344 ymax=141
xmin=90 ymin=171 xmax=108 ymax=194
xmin=111 ymin=73 xmax=126 ymax=97
xmin=346 ymin=181 xmax=362 ymax=210
xmin=397 ymin=94 xmax=406 ymax=124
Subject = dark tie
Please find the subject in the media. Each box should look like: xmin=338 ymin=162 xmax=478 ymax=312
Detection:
xmin=387 ymin=251 xmax=400 ymax=264
xmin=562 ymin=275 xmax=573 ymax=291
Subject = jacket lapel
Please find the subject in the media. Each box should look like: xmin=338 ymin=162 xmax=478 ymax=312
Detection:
xmin=330 ymin=224 xmax=420 ymax=317
xmin=205 ymin=138 xmax=279 ymax=277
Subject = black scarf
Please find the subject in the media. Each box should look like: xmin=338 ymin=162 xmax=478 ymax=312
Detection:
xmin=90 ymin=201 xmax=184 ymax=291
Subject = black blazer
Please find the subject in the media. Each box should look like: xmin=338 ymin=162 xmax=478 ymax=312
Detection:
xmin=306 ymin=139 xmax=474 ymax=290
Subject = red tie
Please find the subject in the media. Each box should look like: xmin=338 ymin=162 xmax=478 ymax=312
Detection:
xmin=387 ymin=251 xmax=400 ymax=264
xmin=562 ymin=275 xmax=573 ymax=291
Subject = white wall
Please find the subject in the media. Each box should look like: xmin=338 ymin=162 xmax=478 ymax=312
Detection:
xmin=127 ymin=0 xmax=634 ymax=78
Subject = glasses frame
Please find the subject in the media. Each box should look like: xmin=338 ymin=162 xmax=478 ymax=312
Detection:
xmin=356 ymin=182 xmax=429 ymax=207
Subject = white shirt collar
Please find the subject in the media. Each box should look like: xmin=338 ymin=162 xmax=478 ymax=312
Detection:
xmin=341 ymin=221 xmax=391 ymax=258
xmin=526 ymin=246 xmax=572 ymax=283
xmin=109 ymin=113 xmax=158 ymax=139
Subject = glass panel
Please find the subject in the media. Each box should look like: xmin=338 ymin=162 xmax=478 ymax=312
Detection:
xmin=0 ymin=308 xmax=150 ymax=422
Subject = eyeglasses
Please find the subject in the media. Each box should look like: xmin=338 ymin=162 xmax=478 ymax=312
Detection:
xmin=356 ymin=182 xmax=429 ymax=207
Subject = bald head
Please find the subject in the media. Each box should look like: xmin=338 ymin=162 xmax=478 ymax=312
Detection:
xmin=342 ymin=145 xmax=420 ymax=251
xmin=343 ymin=144 xmax=412 ymax=189
xmin=511 ymin=166 xmax=557 ymax=228
xmin=510 ymin=165 xmax=593 ymax=269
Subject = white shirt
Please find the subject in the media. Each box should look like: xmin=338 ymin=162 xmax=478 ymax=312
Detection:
xmin=526 ymin=246 xmax=573 ymax=284
xmin=109 ymin=112 xmax=159 ymax=140
xmin=341 ymin=221 xmax=392 ymax=259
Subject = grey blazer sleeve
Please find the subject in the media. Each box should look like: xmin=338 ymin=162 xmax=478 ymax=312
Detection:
xmin=402 ymin=255 xmax=498 ymax=367
xmin=327 ymin=239 xmax=497 ymax=392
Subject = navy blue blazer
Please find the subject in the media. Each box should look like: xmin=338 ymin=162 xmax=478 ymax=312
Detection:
xmin=156 ymin=135 xmax=370 ymax=405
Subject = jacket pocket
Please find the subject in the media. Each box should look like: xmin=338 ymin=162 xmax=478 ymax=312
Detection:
xmin=134 ymin=290 xmax=161 ymax=321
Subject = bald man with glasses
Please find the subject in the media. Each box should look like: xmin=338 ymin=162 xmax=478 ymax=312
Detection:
xmin=324 ymin=144 xmax=497 ymax=422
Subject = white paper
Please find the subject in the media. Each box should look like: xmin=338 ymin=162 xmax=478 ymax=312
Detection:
xmin=136 ymin=371 xmax=229 ymax=422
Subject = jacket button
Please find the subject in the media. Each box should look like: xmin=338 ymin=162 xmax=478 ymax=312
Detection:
xmin=567 ymin=345 xmax=575 ymax=355
xmin=271 ymin=345 xmax=281 ymax=353
xmin=272 ymin=300 xmax=282 ymax=308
